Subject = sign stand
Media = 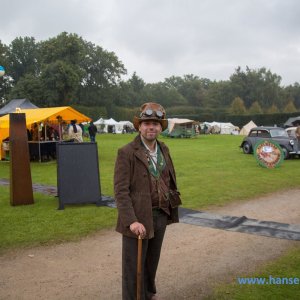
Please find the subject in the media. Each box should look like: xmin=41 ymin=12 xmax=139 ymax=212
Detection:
xmin=57 ymin=142 xmax=102 ymax=209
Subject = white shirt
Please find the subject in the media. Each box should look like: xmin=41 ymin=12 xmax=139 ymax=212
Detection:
xmin=68 ymin=124 xmax=83 ymax=143
xmin=141 ymin=138 xmax=158 ymax=169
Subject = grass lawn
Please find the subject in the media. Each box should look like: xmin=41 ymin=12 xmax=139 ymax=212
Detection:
xmin=1 ymin=133 xmax=300 ymax=251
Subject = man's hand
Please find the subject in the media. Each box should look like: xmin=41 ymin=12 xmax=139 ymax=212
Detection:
xmin=129 ymin=222 xmax=146 ymax=237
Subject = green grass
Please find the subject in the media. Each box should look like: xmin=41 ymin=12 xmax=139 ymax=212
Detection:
xmin=165 ymin=134 xmax=300 ymax=209
xmin=1 ymin=133 xmax=300 ymax=251
xmin=0 ymin=185 xmax=116 ymax=251
xmin=206 ymin=247 xmax=300 ymax=300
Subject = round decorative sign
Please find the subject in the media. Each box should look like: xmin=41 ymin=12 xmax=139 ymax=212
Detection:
xmin=254 ymin=140 xmax=284 ymax=168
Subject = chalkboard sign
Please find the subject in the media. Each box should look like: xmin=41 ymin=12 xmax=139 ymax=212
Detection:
xmin=57 ymin=142 xmax=102 ymax=209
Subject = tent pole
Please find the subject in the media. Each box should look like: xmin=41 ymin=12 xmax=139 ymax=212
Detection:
xmin=44 ymin=124 xmax=47 ymax=141
xmin=58 ymin=123 xmax=62 ymax=141
xmin=38 ymin=123 xmax=41 ymax=162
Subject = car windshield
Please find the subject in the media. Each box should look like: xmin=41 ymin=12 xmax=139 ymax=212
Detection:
xmin=270 ymin=129 xmax=289 ymax=138
xmin=287 ymin=128 xmax=296 ymax=137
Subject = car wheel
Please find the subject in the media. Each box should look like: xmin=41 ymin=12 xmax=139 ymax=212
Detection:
xmin=242 ymin=142 xmax=252 ymax=154
xmin=281 ymin=147 xmax=289 ymax=159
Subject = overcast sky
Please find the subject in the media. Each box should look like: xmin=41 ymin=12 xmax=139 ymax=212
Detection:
xmin=1 ymin=0 xmax=300 ymax=86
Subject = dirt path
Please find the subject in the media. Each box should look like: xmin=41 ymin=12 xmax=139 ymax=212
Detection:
xmin=0 ymin=189 xmax=299 ymax=299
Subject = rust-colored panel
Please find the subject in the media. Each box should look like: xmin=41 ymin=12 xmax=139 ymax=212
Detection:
xmin=9 ymin=113 xmax=34 ymax=205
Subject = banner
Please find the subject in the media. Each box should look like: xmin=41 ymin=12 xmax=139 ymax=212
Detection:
xmin=254 ymin=140 xmax=283 ymax=168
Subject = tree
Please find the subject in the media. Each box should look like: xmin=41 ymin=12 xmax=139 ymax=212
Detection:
xmin=6 ymin=37 xmax=40 ymax=83
xmin=164 ymin=75 xmax=210 ymax=107
xmin=248 ymin=101 xmax=263 ymax=114
xmin=283 ymin=100 xmax=297 ymax=113
xmin=266 ymin=104 xmax=280 ymax=114
xmin=8 ymin=74 xmax=44 ymax=104
xmin=0 ymin=40 xmax=12 ymax=102
xmin=39 ymin=32 xmax=84 ymax=66
xmin=229 ymin=66 xmax=282 ymax=109
xmin=205 ymin=80 xmax=232 ymax=110
xmin=39 ymin=32 xmax=126 ymax=106
xmin=229 ymin=97 xmax=246 ymax=114
xmin=41 ymin=60 xmax=80 ymax=106
xmin=129 ymin=72 xmax=145 ymax=93
xmin=284 ymin=83 xmax=300 ymax=109
xmin=3 ymin=32 xmax=297 ymax=114
xmin=259 ymin=68 xmax=283 ymax=109
xmin=78 ymin=40 xmax=126 ymax=105
xmin=113 ymin=73 xmax=147 ymax=107
xmin=143 ymin=81 xmax=187 ymax=107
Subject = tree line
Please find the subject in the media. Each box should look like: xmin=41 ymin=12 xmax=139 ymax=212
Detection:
xmin=0 ymin=32 xmax=300 ymax=120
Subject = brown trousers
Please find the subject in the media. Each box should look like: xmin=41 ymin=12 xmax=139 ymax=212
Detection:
xmin=122 ymin=210 xmax=168 ymax=300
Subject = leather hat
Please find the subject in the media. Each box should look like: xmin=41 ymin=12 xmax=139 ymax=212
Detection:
xmin=133 ymin=102 xmax=168 ymax=131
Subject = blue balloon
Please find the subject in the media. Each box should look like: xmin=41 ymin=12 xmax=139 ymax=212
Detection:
xmin=0 ymin=65 xmax=5 ymax=76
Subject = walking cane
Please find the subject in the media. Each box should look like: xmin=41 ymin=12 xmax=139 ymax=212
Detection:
xmin=137 ymin=234 xmax=142 ymax=300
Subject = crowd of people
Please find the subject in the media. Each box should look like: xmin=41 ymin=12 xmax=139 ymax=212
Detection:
xmin=23 ymin=120 xmax=98 ymax=161
xmin=27 ymin=123 xmax=59 ymax=142
xmin=26 ymin=120 xmax=98 ymax=143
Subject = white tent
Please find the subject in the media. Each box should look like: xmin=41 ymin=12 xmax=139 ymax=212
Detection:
xmin=94 ymin=117 xmax=104 ymax=125
xmin=219 ymin=122 xmax=238 ymax=134
xmin=105 ymin=118 xmax=118 ymax=125
xmin=115 ymin=121 xmax=134 ymax=133
xmin=94 ymin=117 xmax=118 ymax=125
xmin=239 ymin=120 xmax=257 ymax=135
xmin=94 ymin=118 xmax=118 ymax=133
xmin=94 ymin=118 xmax=134 ymax=133
xmin=204 ymin=121 xmax=238 ymax=134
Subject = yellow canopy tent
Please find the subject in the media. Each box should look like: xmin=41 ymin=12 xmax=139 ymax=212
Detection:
xmin=0 ymin=106 xmax=91 ymax=160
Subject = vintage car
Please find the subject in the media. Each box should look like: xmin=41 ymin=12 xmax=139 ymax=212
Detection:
xmin=240 ymin=126 xmax=297 ymax=159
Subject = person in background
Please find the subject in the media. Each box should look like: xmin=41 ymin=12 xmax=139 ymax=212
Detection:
xmin=295 ymin=125 xmax=300 ymax=154
xmin=48 ymin=127 xmax=59 ymax=141
xmin=88 ymin=121 xmax=98 ymax=142
xmin=68 ymin=119 xmax=83 ymax=143
xmin=114 ymin=102 xmax=182 ymax=300
xmin=79 ymin=123 xmax=85 ymax=138
xmin=27 ymin=129 xmax=32 ymax=141
xmin=31 ymin=123 xmax=39 ymax=141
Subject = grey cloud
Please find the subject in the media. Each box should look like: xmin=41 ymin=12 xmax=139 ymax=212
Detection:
xmin=1 ymin=0 xmax=300 ymax=85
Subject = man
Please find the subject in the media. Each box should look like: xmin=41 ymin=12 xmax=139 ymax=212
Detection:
xmin=114 ymin=102 xmax=182 ymax=300
xmin=88 ymin=121 xmax=98 ymax=142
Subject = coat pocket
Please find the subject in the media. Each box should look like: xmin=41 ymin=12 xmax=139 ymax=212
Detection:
xmin=169 ymin=190 xmax=182 ymax=208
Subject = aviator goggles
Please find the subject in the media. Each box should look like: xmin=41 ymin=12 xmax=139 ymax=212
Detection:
xmin=140 ymin=109 xmax=164 ymax=119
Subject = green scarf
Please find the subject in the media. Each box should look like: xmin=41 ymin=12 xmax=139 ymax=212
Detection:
xmin=148 ymin=145 xmax=166 ymax=178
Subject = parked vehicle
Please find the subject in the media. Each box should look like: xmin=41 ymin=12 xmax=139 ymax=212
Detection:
xmin=240 ymin=127 xmax=296 ymax=159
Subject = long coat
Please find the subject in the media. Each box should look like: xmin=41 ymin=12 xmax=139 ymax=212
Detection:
xmin=114 ymin=135 xmax=181 ymax=239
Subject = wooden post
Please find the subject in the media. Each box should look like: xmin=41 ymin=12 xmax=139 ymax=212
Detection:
xmin=10 ymin=113 xmax=34 ymax=206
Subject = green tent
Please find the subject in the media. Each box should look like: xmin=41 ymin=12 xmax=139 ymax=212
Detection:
xmin=162 ymin=118 xmax=200 ymax=138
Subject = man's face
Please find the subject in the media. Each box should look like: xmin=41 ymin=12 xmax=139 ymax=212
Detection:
xmin=139 ymin=121 xmax=162 ymax=141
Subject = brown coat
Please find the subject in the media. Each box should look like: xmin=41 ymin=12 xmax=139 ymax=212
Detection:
xmin=114 ymin=135 xmax=181 ymax=239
